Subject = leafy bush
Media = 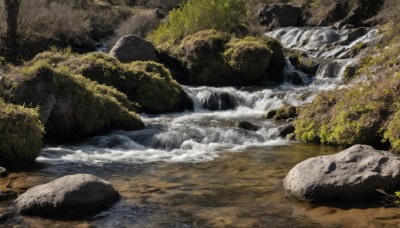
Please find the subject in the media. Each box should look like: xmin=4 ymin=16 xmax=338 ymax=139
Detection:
xmin=0 ymin=99 xmax=44 ymax=165
xmin=149 ymin=0 xmax=247 ymax=45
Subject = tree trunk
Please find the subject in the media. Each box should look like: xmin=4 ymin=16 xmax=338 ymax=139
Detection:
xmin=4 ymin=0 xmax=21 ymax=48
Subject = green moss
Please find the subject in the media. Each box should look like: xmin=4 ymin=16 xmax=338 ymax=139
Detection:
xmin=295 ymin=82 xmax=393 ymax=147
xmin=0 ymin=99 xmax=44 ymax=165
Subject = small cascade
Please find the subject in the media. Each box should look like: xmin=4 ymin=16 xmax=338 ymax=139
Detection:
xmin=37 ymin=26 xmax=379 ymax=165
xmin=268 ymin=27 xmax=378 ymax=82
xmin=265 ymin=27 xmax=378 ymax=58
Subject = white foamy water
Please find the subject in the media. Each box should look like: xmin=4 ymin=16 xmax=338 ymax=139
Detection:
xmin=38 ymin=27 xmax=378 ymax=165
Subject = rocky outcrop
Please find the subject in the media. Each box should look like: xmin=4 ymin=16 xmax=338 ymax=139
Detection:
xmin=158 ymin=30 xmax=285 ymax=86
xmin=307 ymin=0 xmax=385 ymax=26
xmin=109 ymin=35 xmax=159 ymax=63
xmin=0 ymin=60 xmax=144 ymax=141
xmin=15 ymin=174 xmax=119 ymax=217
xmin=284 ymin=145 xmax=400 ymax=201
xmin=258 ymin=4 xmax=304 ymax=30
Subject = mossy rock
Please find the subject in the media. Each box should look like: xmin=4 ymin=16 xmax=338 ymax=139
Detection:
xmin=0 ymin=99 xmax=44 ymax=165
xmin=1 ymin=61 xmax=144 ymax=140
xmin=129 ymin=61 xmax=193 ymax=113
xmin=223 ymin=36 xmax=273 ymax=84
xmin=288 ymin=51 xmax=320 ymax=75
xmin=60 ymin=52 xmax=192 ymax=113
xmin=265 ymin=104 xmax=297 ymax=120
xmin=158 ymin=30 xmax=285 ymax=86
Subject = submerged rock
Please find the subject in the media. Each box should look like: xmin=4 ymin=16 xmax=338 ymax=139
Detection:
xmin=15 ymin=174 xmax=119 ymax=217
xmin=237 ymin=121 xmax=261 ymax=132
xmin=109 ymin=35 xmax=159 ymax=63
xmin=284 ymin=145 xmax=400 ymax=201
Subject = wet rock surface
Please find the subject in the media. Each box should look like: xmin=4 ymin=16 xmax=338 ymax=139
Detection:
xmin=284 ymin=145 xmax=400 ymax=201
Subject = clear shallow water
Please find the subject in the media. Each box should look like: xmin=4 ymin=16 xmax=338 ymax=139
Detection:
xmin=2 ymin=144 xmax=400 ymax=227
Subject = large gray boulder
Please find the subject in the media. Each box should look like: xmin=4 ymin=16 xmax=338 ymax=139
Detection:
xmin=109 ymin=35 xmax=159 ymax=63
xmin=15 ymin=174 xmax=119 ymax=217
xmin=284 ymin=145 xmax=400 ymax=201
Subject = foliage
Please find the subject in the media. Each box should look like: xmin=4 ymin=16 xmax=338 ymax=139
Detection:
xmin=149 ymin=0 xmax=247 ymax=45
xmin=0 ymin=98 xmax=44 ymax=165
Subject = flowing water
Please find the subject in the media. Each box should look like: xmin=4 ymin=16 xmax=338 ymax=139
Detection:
xmin=2 ymin=27 xmax=398 ymax=228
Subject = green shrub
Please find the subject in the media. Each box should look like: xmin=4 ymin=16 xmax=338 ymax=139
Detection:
xmin=149 ymin=0 xmax=247 ymax=45
xmin=0 ymin=99 xmax=44 ymax=165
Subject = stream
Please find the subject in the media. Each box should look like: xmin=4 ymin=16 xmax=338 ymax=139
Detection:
xmin=1 ymin=27 xmax=399 ymax=227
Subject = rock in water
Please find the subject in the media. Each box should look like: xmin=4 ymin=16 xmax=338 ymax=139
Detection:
xmin=109 ymin=35 xmax=159 ymax=63
xmin=15 ymin=174 xmax=119 ymax=217
xmin=284 ymin=145 xmax=400 ymax=201
xmin=0 ymin=167 xmax=8 ymax=177
xmin=237 ymin=121 xmax=261 ymax=132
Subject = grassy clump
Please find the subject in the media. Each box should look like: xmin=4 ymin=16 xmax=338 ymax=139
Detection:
xmin=2 ymin=60 xmax=144 ymax=140
xmin=59 ymin=52 xmax=190 ymax=113
xmin=159 ymin=30 xmax=284 ymax=85
xmin=0 ymin=99 xmax=44 ymax=165
xmin=149 ymin=0 xmax=247 ymax=45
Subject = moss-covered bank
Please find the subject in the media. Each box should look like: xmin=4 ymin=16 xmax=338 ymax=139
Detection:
xmin=0 ymin=60 xmax=144 ymax=140
xmin=0 ymin=99 xmax=44 ymax=165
